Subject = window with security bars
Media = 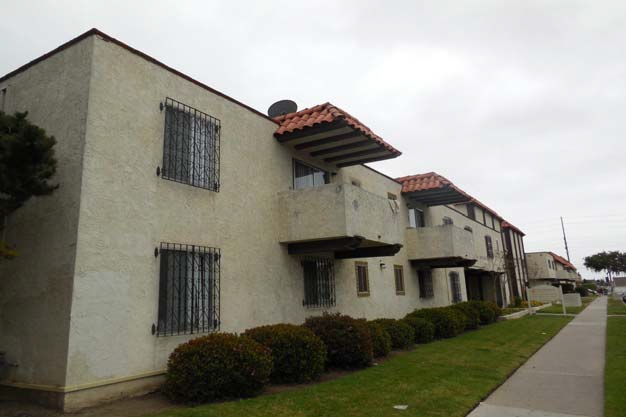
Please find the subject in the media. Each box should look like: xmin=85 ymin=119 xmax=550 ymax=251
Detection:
xmin=449 ymin=271 xmax=462 ymax=303
xmin=485 ymin=235 xmax=494 ymax=258
xmin=394 ymin=265 xmax=405 ymax=295
xmin=157 ymin=243 xmax=220 ymax=336
xmin=302 ymin=257 xmax=335 ymax=308
xmin=161 ymin=98 xmax=220 ymax=191
xmin=418 ymin=269 xmax=434 ymax=298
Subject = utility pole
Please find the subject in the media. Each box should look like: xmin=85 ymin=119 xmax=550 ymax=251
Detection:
xmin=560 ymin=216 xmax=570 ymax=262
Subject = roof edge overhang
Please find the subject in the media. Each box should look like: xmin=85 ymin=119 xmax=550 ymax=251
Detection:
xmin=274 ymin=115 xmax=401 ymax=168
xmin=404 ymin=185 xmax=471 ymax=207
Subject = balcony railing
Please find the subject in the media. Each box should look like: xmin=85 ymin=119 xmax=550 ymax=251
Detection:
xmin=404 ymin=225 xmax=476 ymax=267
xmin=278 ymin=183 xmax=402 ymax=255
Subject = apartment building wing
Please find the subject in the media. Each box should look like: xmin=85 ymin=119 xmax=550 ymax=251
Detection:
xmin=501 ymin=221 xmax=529 ymax=300
xmin=0 ymin=28 xmax=529 ymax=411
xmin=396 ymin=172 xmax=517 ymax=308
xmin=526 ymin=251 xmax=578 ymax=287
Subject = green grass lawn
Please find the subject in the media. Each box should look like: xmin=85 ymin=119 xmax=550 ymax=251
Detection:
xmin=539 ymin=296 xmax=595 ymax=315
xmin=607 ymin=297 xmax=626 ymax=315
xmin=147 ymin=316 xmax=571 ymax=417
xmin=605 ymin=317 xmax=626 ymax=417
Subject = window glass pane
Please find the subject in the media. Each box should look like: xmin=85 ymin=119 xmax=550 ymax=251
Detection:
xmin=294 ymin=160 xmax=329 ymax=190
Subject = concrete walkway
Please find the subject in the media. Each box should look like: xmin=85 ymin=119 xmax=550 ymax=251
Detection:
xmin=468 ymin=297 xmax=607 ymax=417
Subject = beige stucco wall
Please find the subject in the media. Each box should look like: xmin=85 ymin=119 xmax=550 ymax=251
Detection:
xmin=526 ymin=252 xmax=556 ymax=280
xmin=63 ymin=34 xmax=460 ymax=390
xmin=0 ymin=37 xmax=94 ymax=386
xmin=1 ymin=32 xmax=489 ymax=402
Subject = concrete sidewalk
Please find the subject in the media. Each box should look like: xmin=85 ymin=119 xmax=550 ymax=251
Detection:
xmin=468 ymin=297 xmax=607 ymax=417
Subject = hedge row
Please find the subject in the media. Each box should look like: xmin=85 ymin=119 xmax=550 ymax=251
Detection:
xmin=164 ymin=301 xmax=502 ymax=403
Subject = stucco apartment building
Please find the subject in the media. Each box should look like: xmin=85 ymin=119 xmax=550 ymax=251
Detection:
xmin=526 ymin=251 xmax=579 ymax=287
xmin=0 ymin=29 xmax=528 ymax=410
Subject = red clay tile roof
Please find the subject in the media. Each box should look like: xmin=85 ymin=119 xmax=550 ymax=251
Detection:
xmin=395 ymin=172 xmax=469 ymax=195
xmin=395 ymin=172 xmax=504 ymax=220
xmin=502 ymin=221 xmax=525 ymax=236
xmin=273 ymin=103 xmax=401 ymax=156
xmin=549 ymin=252 xmax=576 ymax=270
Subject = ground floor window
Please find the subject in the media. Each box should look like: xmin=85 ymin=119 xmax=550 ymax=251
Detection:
xmin=157 ymin=242 xmax=220 ymax=336
xmin=355 ymin=261 xmax=370 ymax=296
xmin=418 ymin=269 xmax=434 ymax=298
xmin=394 ymin=265 xmax=405 ymax=295
xmin=302 ymin=257 xmax=335 ymax=308
xmin=450 ymin=271 xmax=462 ymax=303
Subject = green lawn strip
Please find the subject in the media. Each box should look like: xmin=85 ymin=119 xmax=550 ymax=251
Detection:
xmin=539 ymin=296 xmax=595 ymax=315
xmin=605 ymin=317 xmax=626 ymax=417
xmin=147 ymin=316 xmax=571 ymax=417
xmin=607 ymin=297 xmax=626 ymax=315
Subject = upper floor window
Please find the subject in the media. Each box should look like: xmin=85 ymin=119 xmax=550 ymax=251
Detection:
xmin=0 ymin=87 xmax=6 ymax=112
xmin=467 ymin=204 xmax=475 ymax=220
xmin=443 ymin=216 xmax=454 ymax=225
xmin=418 ymin=269 xmax=434 ymax=298
xmin=409 ymin=208 xmax=426 ymax=228
xmin=394 ymin=265 xmax=405 ymax=295
xmin=485 ymin=235 xmax=494 ymax=258
xmin=293 ymin=160 xmax=329 ymax=190
xmin=355 ymin=262 xmax=370 ymax=296
xmin=464 ymin=225 xmax=473 ymax=233
xmin=157 ymin=242 xmax=220 ymax=336
xmin=302 ymin=257 xmax=335 ymax=308
xmin=161 ymin=98 xmax=221 ymax=191
xmin=449 ymin=272 xmax=462 ymax=303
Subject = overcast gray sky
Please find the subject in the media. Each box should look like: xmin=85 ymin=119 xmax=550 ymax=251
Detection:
xmin=2 ymin=0 xmax=625 ymax=279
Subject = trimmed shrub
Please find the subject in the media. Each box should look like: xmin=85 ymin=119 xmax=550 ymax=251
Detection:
xmin=467 ymin=300 xmax=496 ymax=325
xmin=163 ymin=333 xmax=272 ymax=403
xmin=372 ymin=319 xmax=415 ymax=350
xmin=304 ymin=313 xmax=373 ymax=369
xmin=366 ymin=321 xmax=392 ymax=358
xmin=514 ymin=296 xmax=523 ymax=307
xmin=485 ymin=301 xmax=503 ymax=320
xmin=243 ymin=324 xmax=326 ymax=383
xmin=575 ymin=286 xmax=589 ymax=297
xmin=407 ymin=307 xmax=465 ymax=339
xmin=451 ymin=302 xmax=481 ymax=330
xmin=403 ymin=316 xmax=435 ymax=344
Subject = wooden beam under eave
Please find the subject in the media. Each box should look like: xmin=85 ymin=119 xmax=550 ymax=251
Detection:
xmin=276 ymin=119 xmax=347 ymax=142
xmin=310 ymin=139 xmax=375 ymax=157
xmin=323 ymin=147 xmax=387 ymax=163
xmin=336 ymin=153 xmax=399 ymax=168
xmin=294 ymin=131 xmax=363 ymax=150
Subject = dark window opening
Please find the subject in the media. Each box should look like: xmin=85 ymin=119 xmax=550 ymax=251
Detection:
xmin=418 ymin=269 xmax=434 ymax=298
xmin=302 ymin=257 xmax=335 ymax=308
xmin=485 ymin=235 xmax=494 ymax=258
xmin=356 ymin=262 xmax=370 ymax=295
xmin=161 ymin=98 xmax=221 ymax=191
xmin=157 ymin=242 xmax=220 ymax=336
xmin=464 ymin=225 xmax=473 ymax=233
xmin=293 ymin=160 xmax=329 ymax=190
xmin=467 ymin=204 xmax=475 ymax=220
xmin=394 ymin=265 xmax=405 ymax=294
xmin=443 ymin=216 xmax=454 ymax=225
xmin=449 ymin=272 xmax=462 ymax=303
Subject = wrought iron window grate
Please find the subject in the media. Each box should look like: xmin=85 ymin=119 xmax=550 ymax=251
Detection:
xmin=302 ymin=257 xmax=335 ymax=308
xmin=449 ymin=271 xmax=462 ymax=303
xmin=418 ymin=269 xmax=434 ymax=298
xmin=161 ymin=97 xmax=221 ymax=191
xmin=157 ymin=242 xmax=220 ymax=336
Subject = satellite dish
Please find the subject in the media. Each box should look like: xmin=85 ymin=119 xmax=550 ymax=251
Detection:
xmin=268 ymin=100 xmax=297 ymax=118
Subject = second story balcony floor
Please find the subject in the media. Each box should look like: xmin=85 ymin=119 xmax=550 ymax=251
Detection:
xmin=405 ymin=225 xmax=476 ymax=268
xmin=278 ymin=183 xmax=403 ymax=258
